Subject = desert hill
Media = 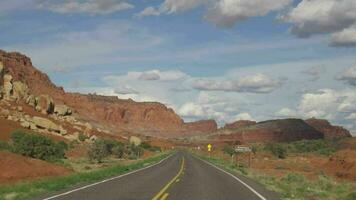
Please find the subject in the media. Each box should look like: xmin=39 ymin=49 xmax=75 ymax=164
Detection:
xmin=0 ymin=50 xmax=217 ymax=138
xmin=213 ymin=118 xmax=340 ymax=143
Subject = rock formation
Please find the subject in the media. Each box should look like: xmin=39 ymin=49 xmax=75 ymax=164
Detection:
xmin=214 ymin=119 xmax=324 ymax=143
xmin=0 ymin=50 xmax=217 ymax=137
xmin=223 ymin=120 xmax=256 ymax=130
xmin=305 ymin=118 xmax=351 ymax=139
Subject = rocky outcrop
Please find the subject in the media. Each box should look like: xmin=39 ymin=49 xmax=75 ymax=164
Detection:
xmin=0 ymin=50 xmax=217 ymax=137
xmin=36 ymin=95 xmax=54 ymax=114
xmin=223 ymin=120 xmax=256 ymax=130
xmin=184 ymin=120 xmax=218 ymax=134
xmin=213 ymin=119 xmax=324 ymax=143
xmin=305 ymin=118 xmax=351 ymax=139
xmin=30 ymin=116 xmax=63 ymax=134
xmin=54 ymin=104 xmax=72 ymax=116
xmin=3 ymin=74 xmax=13 ymax=99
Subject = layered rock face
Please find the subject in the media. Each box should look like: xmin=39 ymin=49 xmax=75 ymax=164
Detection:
xmin=305 ymin=118 xmax=351 ymax=139
xmin=223 ymin=120 xmax=256 ymax=129
xmin=216 ymin=119 xmax=324 ymax=143
xmin=183 ymin=120 xmax=218 ymax=134
xmin=0 ymin=50 xmax=216 ymax=137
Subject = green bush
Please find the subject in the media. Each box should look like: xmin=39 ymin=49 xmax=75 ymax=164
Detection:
xmin=10 ymin=130 xmax=68 ymax=161
xmin=78 ymin=133 xmax=88 ymax=142
xmin=288 ymin=139 xmax=338 ymax=156
xmin=112 ymin=145 xmax=124 ymax=158
xmin=265 ymin=143 xmax=287 ymax=159
xmin=124 ymin=144 xmax=143 ymax=160
xmin=222 ymin=145 xmax=235 ymax=157
xmin=140 ymin=142 xmax=161 ymax=152
xmin=0 ymin=140 xmax=11 ymax=151
xmin=87 ymin=139 xmax=109 ymax=163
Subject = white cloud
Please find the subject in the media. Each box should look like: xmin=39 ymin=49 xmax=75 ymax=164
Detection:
xmin=275 ymin=107 xmax=297 ymax=118
xmin=205 ymin=0 xmax=291 ymax=28
xmin=193 ymin=73 xmax=281 ymax=93
xmin=330 ymin=26 xmax=356 ymax=47
xmin=125 ymin=70 xmax=188 ymax=81
xmin=234 ymin=112 xmax=254 ymax=121
xmin=337 ymin=66 xmax=356 ymax=86
xmin=301 ymin=66 xmax=326 ymax=81
xmin=178 ymin=102 xmax=205 ymax=118
xmin=38 ymin=0 xmax=134 ymax=15
xmin=345 ymin=113 xmax=356 ymax=120
xmin=137 ymin=0 xmax=206 ymax=17
xmin=281 ymin=0 xmax=356 ymax=47
xmin=114 ymin=85 xmax=138 ymax=94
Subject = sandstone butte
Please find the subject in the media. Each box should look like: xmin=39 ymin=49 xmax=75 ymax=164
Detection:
xmin=0 ymin=50 xmax=217 ymax=137
xmin=214 ymin=118 xmax=351 ymax=143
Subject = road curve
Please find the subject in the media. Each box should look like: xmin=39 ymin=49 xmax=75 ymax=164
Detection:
xmin=35 ymin=151 xmax=280 ymax=200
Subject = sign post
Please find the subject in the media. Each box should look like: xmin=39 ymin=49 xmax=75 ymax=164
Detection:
xmin=207 ymin=144 xmax=212 ymax=158
xmin=235 ymin=145 xmax=252 ymax=168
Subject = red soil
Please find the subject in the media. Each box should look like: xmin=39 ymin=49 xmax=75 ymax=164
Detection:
xmin=0 ymin=151 xmax=71 ymax=184
xmin=0 ymin=118 xmax=21 ymax=141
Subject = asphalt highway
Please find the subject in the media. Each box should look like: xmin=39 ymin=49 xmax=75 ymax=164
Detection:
xmin=36 ymin=151 xmax=280 ymax=200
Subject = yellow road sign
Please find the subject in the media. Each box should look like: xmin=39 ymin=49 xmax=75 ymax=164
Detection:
xmin=207 ymin=144 xmax=212 ymax=152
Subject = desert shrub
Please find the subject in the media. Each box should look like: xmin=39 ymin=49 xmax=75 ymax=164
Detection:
xmin=0 ymin=140 xmax=11 ymax=151
xmin=78 ymin=133 xmax=88 ymax=142
xmin=10 ymin=130 xmax=68 ymax=161
xmin=103 ymin=139 xmax=124 ymax=154
xmin=265 ymin=143 xmax=287 ymax=159
xmin=87 ymin=139 xmax=109 ymax=163
xmin=222 ymin=145 xmax=235 ymax=157
xmin=140 ymin=142 xmax=161 ymax=152
xmin=124 ymin=144 xmax=143 ymax=160
xmin=288 ymin=139 xmax=338 ymax=156
xmin=112 ymin=145 xmax=124 ymax=158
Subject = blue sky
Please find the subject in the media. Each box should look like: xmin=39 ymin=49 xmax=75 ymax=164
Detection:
xmin=1 ymin=0 xmax=356 ymax=131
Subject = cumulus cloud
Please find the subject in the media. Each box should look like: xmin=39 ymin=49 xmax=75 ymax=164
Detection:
xmin=127 ymin=70 xmax=188 ymax=81
xmin=275 ymin=107 xmax=297 ymax=118
xmin=234 ymin=112 xmax=254 ymax=121
xmin=138 ymin=0 xmax=291 ymax=28
xmin=192 ymin=73 xmax=281 ymax=93
xmin=281 ymin=0 xmax=356 ymax=37
xmin=178 ymin=102 xmax=205 ymax=118
xmin=114 ymin=85 xmax=138 ymax=94
xmin=137 ymin=0 xmax=206 ymax=17
xmin=205 ymin=0 xmax=292 ymax=28
xmin=337 ymin=66 xmax=356 ymax=86
xmin=330 ymin=26 xmax=356 ymax=47
xmin=38 ymin=0 xmax=134 ymax=15
xmin=301 ymin=66 xmax=326 ymax=81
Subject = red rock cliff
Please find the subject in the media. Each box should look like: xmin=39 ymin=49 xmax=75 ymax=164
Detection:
xmin=305 ymin=118 xmax=351 ymax=139
xmin=0 ymin=50 xmax=216 ymax=137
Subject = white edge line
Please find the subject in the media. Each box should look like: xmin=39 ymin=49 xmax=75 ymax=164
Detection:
xmin=195 ymin=156 xmax=267 ymax=200
xmin=43 ymin=154 xmax=174 ymax=200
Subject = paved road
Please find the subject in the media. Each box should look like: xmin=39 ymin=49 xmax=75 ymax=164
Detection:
xmin=36 ymin=152 xmax=279 ymax=200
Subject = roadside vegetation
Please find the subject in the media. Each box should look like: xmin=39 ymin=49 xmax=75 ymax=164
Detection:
xmin=0 ymin=130 xmax=68 ymax=162
xmin=0 ymin=151 xmax=171 ymax=200
xmin=195 ymin=152 xmax=356 ymax=200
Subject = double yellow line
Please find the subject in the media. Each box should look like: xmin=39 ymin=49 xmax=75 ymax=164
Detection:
xmin=151 ymin=157 xmax=185 ymax=200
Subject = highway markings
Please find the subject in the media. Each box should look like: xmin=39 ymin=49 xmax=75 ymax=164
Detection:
xmin=151 ymin=157 xmax=185 ymax=200
xmin=196 ymin=156 xmax=267 ymax=200
xmin=42 ymin=154 xmax=174 ymax=200
xmin=160 ymin=193 xmax=169 ymax=200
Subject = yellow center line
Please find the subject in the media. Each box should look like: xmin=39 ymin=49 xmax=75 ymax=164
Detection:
xmin=160 ymin=193 xmax=169 ymax=200
xmin=151 ymin=157 xmax=185 ymax=200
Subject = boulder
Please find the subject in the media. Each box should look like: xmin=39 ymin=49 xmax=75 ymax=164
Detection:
xmin=3 ymin=74 xmax=13 ymax=99
xmin=36 ymin=95 xmax=54 ymax=114
xmin=54 ymin=104 xmax=72 ymax=116
xmin=129 ymin=136 xmax=142 ymax=146
xmin=12 ymin=81 xmax=29 ymax=100
xmin=26 ymin=95 xmax=37 ymax=107
xmin=0 ymin=62 xmax=3 ymax=99
xmin=31 ymin=116 xmax=61 ymax=133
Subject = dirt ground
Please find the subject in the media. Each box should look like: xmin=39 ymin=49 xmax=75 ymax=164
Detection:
xmin=0 ymin=151 xmax=71 ymax=185
xmin=0 ymin=118 xmax=22 ymax=141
